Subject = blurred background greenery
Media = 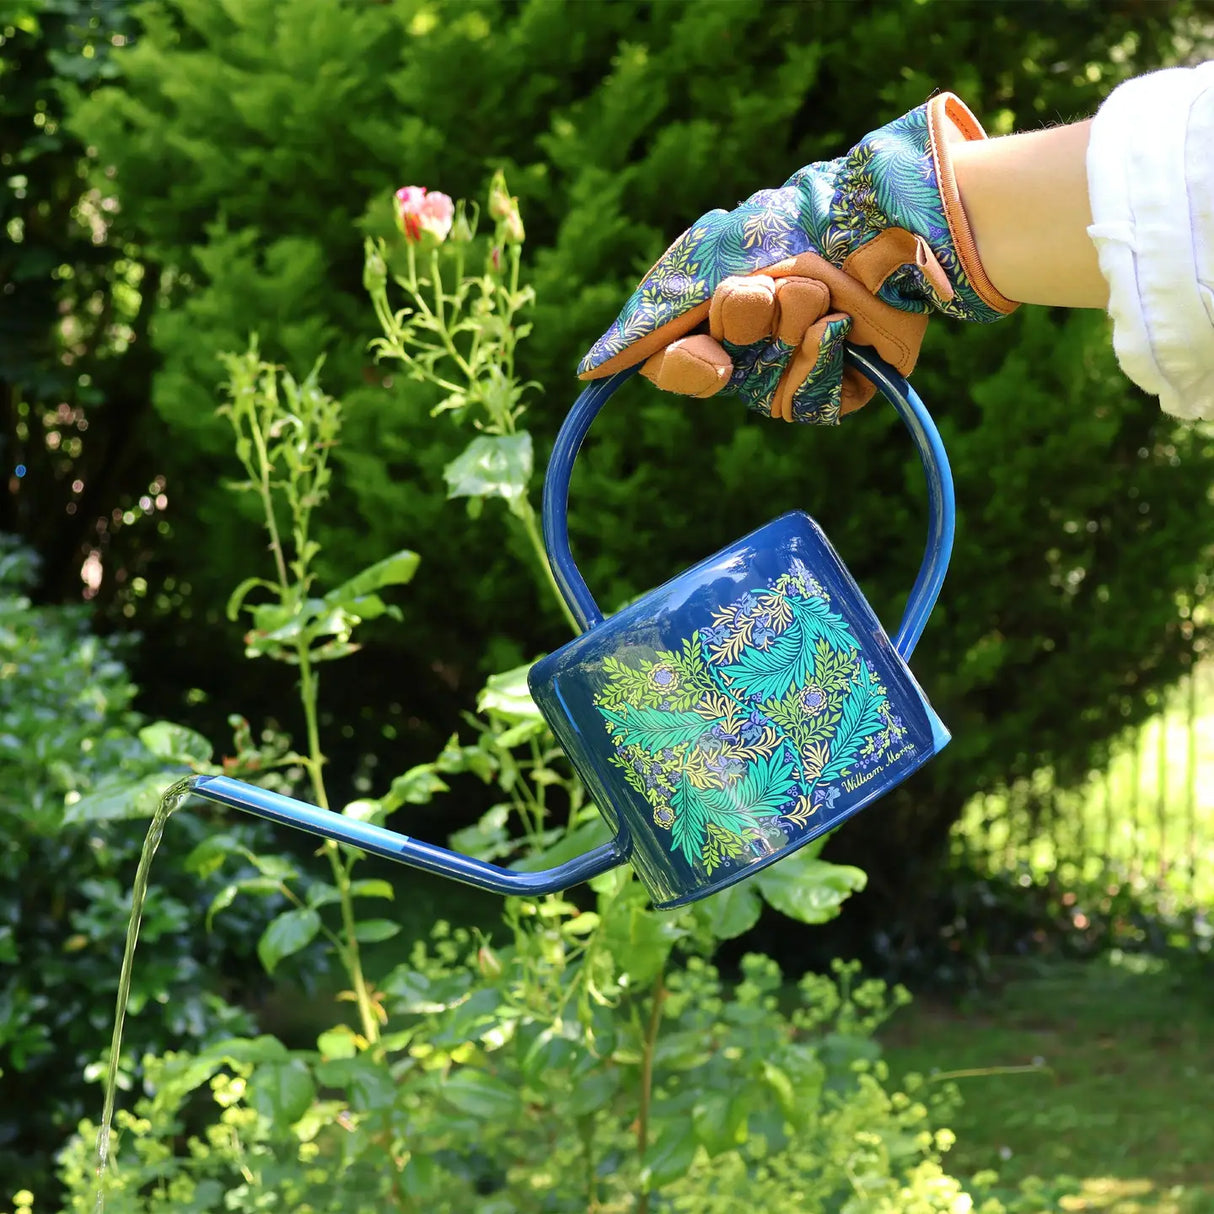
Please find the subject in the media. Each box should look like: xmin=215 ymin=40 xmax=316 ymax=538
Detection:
xmin=2 ymin=0 xmax=1211 ymax=1209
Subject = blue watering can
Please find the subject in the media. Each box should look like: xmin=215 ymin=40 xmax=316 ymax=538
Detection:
xmin=188 ymin=346 xmax=953 ymax=909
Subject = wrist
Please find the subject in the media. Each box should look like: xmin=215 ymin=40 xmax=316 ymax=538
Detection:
xmin=952 ymin=119 xmax=1108 ymax=309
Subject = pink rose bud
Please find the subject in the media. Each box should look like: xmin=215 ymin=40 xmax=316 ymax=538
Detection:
xmin=394 ymin=186 xmax=455 ymax=246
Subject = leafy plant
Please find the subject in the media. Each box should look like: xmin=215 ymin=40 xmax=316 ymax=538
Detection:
xmin=364 ymin=170 xmax=574 ymax=630
xmin=60 ymin=940 xmax=1004 ymax=1214
xmin=217 ymin=342 xmax=420 ymax=1044
xmin=57 ymin=1 xmax=1212 ymax=946
xmin=0 ymin=538 xmax=285 ymax=1199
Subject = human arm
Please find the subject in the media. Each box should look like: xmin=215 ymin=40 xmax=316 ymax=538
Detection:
xmin=952 ymin=120 xmax=1108 ymax=310
xmin=914 ymin=66 xmax=1214 ymax=421
xmin=580 ymin=67 xmax=1214 ymax=423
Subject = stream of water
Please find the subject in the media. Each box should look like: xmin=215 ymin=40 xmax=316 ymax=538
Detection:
xmin=92 ymin=775 xmax=194 ymax=1214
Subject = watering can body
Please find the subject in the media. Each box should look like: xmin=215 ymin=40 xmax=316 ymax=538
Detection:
xmin=190 ymin=346 xmax=954 ymax=909
xmin=528 ymin=510 xmax=948 ymax=909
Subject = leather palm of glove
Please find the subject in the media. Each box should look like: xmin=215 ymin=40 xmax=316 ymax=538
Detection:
xmin=577 ymin=93 xmax=1018 ymax=424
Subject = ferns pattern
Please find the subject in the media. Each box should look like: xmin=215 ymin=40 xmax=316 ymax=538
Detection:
xmin=595 ymin=559 xmax=911 ymax=875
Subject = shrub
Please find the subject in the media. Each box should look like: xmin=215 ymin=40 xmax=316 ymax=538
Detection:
xmin=59 ymin=941 xmax=986 ymax=1214
xmin=0 ymin=538 xmax=286 ymax=1197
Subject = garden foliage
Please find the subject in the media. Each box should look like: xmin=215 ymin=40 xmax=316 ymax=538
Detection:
xmin=61 ymin=942 xmax=991 ymax=1214
xmin=23 ymin=0 xmax=1206 ymax=940
xmin=0 ymin=2 xmax=1210 ymax=1206
xmin=0 ymin=538 xmax=288 ymax=1196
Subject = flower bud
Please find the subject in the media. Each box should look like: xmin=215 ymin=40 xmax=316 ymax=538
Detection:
xmin=476 ymin=945 xmax=503 ymax=979
xmin=393 ymin=185 xmax=454 ymax=246
xmin=488 ymin=169 xmax=512 ymax=220
xmin=502 ymin=208 xmax=525 ymax=245
xmin=362 ymin=239 xmax=387 ymax=294
xmin=450 ymin=199 xmax=475 ymax=244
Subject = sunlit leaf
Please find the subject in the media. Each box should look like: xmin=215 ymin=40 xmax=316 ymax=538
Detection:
xmin=443 ymin=434 xmax=532 ymax=506
xmin=755 ymin=850 xmax=866 ymax=924
xmin=257 ymin=908 xmax=321 ymax=973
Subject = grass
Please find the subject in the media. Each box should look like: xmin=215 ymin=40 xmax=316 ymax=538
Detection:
xmin=881 ymin=954 xmax=1214 ymax=1213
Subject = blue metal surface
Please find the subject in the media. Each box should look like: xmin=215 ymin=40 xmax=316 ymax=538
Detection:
xmin=540 ymin=365 xmax=642 ymax=632
xmin=846 ymin=347 xmax=956 ymax=660
xmin=186 ymin=774 xmax=626 ymax=896
xmin=529 ymin=345 xmax=955 ymax=907
xmin=529 ymin=511 xmax=951 ymax=908
xmin=541 ymin=349 xmax=955 ymax=658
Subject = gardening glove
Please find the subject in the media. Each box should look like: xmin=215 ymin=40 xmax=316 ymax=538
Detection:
xmin=578 ymin=93 xmax=1019 ymax=424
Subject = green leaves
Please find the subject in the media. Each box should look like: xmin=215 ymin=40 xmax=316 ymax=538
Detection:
xmin=640 ymin=1120 xmax=698 ymax=1189
xmin=323 ymin=548 xmax=419 ymax=608
xmin=247 ymin=1057 xmax=315 ymax=1124
xmin=693 ymin=880 xmax=762 ymax=940
xmin=755 ymin=847 xmax=867 ymax=924
xmin=138 ymin=721 xmax=214 ymax=766
xmin=384 ymin=764 xmax=449 ymax=809
xmin=441 ymin=1068 xmax=523 ymax=1119
xmin=691 ymin=839 xmax=863 ymax=933
xmin=352 ymin=919 xmax=400 ymax=943
xmin=477 ymin=663 xmax=541 ymax=724
xmin=257 ymin=908 xmax=321 ymax=974
xmin=691 ymin=1089 xmax=749 ymax=1156
xmin=598 ymin=884 xmax=686 ymax=986
xmin=217 ymin=349 xmax=420 ymax=667
xmin=62 ymin=771 xmax=182 ymax=825
xmin=443 ymin=433 xmax=532 ymax=514
xmin=348 ymin=878 xmax=394 ymax=901
xmin=239 ymin=563 xmax=416 ymax=663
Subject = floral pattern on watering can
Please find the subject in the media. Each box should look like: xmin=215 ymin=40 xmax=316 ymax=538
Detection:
xmin=593 ymin=559 xmax=909 ymax=876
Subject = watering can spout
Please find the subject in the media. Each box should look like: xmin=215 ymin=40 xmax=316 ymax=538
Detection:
xmin=186 ymin=774 xmax=627 ymax=896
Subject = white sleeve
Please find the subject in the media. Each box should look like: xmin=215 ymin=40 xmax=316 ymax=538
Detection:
xmin=1085 ymin=62 xmax=1214 ymax=422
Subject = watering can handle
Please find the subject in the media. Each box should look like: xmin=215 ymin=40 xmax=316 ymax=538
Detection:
xmin=542 ymin=346 xmax=956 ymax=662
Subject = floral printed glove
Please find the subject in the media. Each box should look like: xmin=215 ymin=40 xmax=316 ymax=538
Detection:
xmin=578 ymin=93 xmax=1018 ymax=424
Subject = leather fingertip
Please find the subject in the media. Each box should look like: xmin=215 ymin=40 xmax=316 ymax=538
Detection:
xmin=710 ymin=275 xmax=777 ymax=345
xmin=773 ymin=277 xmax=830 ymax=344
xmin=642 ymin=334 xmax=733 ymax=399
xmin=770 ymin=382 xmax=793 ymax=423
